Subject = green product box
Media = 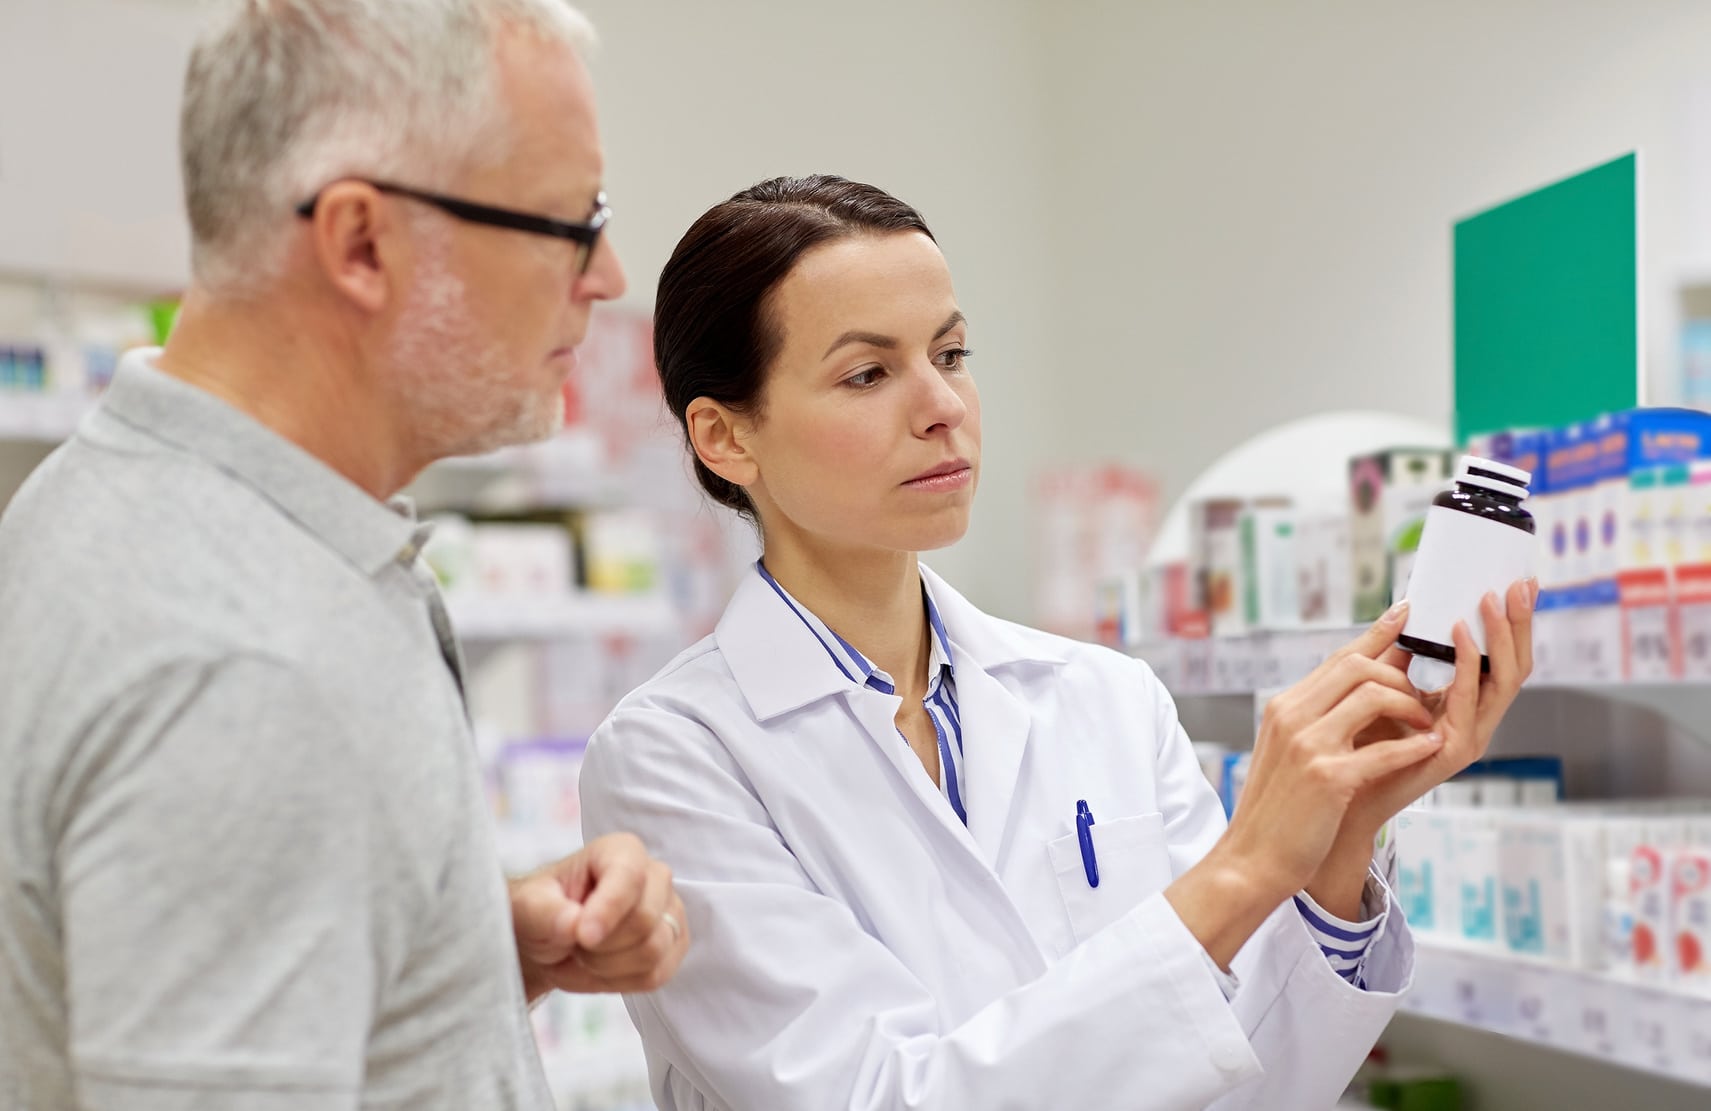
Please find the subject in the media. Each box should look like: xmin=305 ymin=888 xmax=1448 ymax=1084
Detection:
xmin=1349 ymin=448 xmax=1453 ymax=623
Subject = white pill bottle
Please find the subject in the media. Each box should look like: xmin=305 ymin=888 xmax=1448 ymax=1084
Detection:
xmin=1399 ymin=455 xmax=1536 ymax=676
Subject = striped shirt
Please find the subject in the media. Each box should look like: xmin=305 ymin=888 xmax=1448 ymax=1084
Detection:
xmin=756 ymin=561 xmax=965 ymax=821
xmin=753 ymin=561 xmax=1386 ymax=989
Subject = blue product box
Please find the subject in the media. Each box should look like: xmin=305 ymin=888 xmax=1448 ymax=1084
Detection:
xmin=1544 ymin=422 xmax=1599 ymax=588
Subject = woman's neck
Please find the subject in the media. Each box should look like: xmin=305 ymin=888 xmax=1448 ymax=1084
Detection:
xmin=760 ymin=539 xmax=930 ymax=699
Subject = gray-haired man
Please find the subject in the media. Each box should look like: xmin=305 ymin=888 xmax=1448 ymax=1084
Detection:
xmin=0 ymin=3 xmax=686 ymax=1108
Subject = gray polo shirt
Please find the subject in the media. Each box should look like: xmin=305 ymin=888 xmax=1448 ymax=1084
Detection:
xmin=0 ymin=351 xmax=552 ymax=1110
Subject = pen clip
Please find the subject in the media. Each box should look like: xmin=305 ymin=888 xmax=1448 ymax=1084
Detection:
xmin=1075 ymin=799 xmax=1099 ymax=889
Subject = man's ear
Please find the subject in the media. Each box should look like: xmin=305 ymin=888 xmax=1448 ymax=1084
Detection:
xmin=303 ymin=181 xmax=401 ymax=314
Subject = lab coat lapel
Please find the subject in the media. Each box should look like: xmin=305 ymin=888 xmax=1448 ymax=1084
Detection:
xmin=842 ymin=684 xmax=987 ymax=855
xmin=921 ymin=566 xmax=1069 ymax=865
xmin=948 ymin=655 xmax=1033 ymax=863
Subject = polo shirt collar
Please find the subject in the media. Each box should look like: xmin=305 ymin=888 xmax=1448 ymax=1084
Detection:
xmin=98 ymin=348 xmax=422 ymax=576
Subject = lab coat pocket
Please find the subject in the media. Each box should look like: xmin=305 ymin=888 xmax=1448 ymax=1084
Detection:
xmin=1047 ymin=811 xmax=1173 ymax=944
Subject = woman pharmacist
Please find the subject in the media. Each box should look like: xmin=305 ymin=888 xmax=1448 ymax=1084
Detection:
xmin=579 ymin=175 xmax=1535 ymax=1110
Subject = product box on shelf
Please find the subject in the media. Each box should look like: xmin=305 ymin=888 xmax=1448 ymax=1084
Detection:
xmin=1396 ymin=808 xmax=1462 ymax=936
xmin=1542 ymin=422 xmax=1594 ymax=591
xmin=1580 ymin=578 xmax=1623 ymax=683
xmin=1453 ymin=813 xmax=1504 ymax=951
xmin=1593 ymin=412 xmax=1628 ymax=584
xmin=1496 ymin=813 xmax=1605 ymax=967
xmin=1239 ymin=499 xmax=1298 ymax=631
xmin=1620 ymin=563 xmax=1676 ymax=682
xmin=1140 ymin=560 xmax=1203 ymax=640
xmin=1397 ymin=798 xmax=1711 ymax=988
xmin=1606 ymin=410 xmax=1711 ymax=679
xmin=1683 ymin=560 xmax=1711 ymax=682
xmin=472 ymin=523 xmax=575 ymax=598
xmin=1349 ymin=448 xmax=1452 ymax=623
xmin=1191 ymin=498 xmax=1247 ymax=637
xmin=1632 ymin=840 xmax=1672 ymax=981
xmin=1673 ymin=847 xmax=1711 ymax=988
xmin=1294 ymin=508 xmax=1352 ymax=627
xmin=1093 ymin=571 xmax=1142 ymax=648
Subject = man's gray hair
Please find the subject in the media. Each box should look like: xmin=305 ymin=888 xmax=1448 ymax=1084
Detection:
xmin=181 ymin=0 xmax=594 ymax=296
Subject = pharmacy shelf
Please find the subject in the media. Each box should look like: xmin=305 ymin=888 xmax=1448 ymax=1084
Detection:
xmin=1129 ymin=629 xmax=1711 ymax=700
xmin=1130 ymin=628 xmax=1361 ymax=696
xmin=412 ymin=432 xmax=630 ymax=512
xmin=0 ymin=392 xmax=91 ymax=443
xmin=1404 ymin=942 xmax=1711 ymax=1088
xmin=447 ymin=591 xmax=678 ymax=643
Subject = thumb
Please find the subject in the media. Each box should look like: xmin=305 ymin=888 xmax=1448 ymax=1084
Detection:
xmin=512 ymin=873 xmax=582 ymax=961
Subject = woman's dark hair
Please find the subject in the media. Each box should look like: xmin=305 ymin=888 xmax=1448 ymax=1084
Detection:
xmin=654 ymin=174 xmax=936 ymax=518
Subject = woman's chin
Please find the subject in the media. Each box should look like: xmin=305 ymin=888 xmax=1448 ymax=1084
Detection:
xmin=904 ymin=513 xmax=974 ymax=554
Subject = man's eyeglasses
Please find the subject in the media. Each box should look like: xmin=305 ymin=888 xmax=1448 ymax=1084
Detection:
xmin=295 ymin=180 xmax=610 ymax=274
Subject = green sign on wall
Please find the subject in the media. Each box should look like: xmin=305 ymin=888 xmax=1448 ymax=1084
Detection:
xmin=1453 ymin=153 xmax=1639 ymax=443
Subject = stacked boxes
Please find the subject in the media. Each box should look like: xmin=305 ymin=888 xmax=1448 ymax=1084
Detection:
xmin=1397 ymin=796 xmax=1711 ymax=991
xmin=1138 ymin=408 xmax=1711 ymax=658
xmin=1475 ymin=409 xmax=1711 ymax=682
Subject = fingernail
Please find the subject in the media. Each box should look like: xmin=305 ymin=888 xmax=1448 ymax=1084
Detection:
xmin=1527 ymin=578 xmax=1540 ymax=610
xmin=1384 ymin=599 xmax=1409 ymax=624
xmin=1426 ymin=731 xmax=1443 ymax=746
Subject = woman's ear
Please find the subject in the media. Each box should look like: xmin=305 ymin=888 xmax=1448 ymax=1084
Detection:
xmin=686 ymin=398 xmax=760 ymax=490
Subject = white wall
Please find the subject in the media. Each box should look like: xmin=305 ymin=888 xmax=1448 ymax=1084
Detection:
xmin=1042 ymin=0 xmax=1711 ymax=518
xmin=0 ymin=0 xmax=197 ymax=290
xmin=572 ymin=0 xmax=1057 ymax=618
xmin=12 ymin=0 xmax=1711 ymax=620
xmin=0 ymin=0 xmax=1058 ymax=621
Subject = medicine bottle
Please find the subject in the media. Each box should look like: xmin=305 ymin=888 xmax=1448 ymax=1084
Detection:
xmin=1399 ymin=455 xmax=1535 ymax=677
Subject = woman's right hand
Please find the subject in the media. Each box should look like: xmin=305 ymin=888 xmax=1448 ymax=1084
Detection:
xmin=1166 ymin=601 xmax=1446 ymax=967
xmin=1219 ymin=600 xmax=1446 ymax=899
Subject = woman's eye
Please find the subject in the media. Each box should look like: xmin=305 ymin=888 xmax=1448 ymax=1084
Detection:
xmin=845 ymin=367 xmax=885 ymax=388
xmin=934 ymin=347 xmax=974 ymax=370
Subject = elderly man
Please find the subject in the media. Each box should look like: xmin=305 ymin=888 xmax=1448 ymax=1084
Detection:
xmin=0 ymin=2 xmax=686 ymax=1108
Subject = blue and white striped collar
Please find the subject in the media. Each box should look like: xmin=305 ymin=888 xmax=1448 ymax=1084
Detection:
xmin=753 ymin=560 xmax=954 ymax=696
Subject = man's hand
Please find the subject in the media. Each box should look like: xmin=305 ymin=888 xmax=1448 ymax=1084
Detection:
xmin=509 ymin=832 xmax=689 ymax=1003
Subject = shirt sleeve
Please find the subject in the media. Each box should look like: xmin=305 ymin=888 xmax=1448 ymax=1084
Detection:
xmin=1291 ymin=820 xmax=1398 ymax=990
xmin=1292 ymin=881 xmax=1388 ymax=990
xmin=56 ymin=654 xmax=373 ymax=1111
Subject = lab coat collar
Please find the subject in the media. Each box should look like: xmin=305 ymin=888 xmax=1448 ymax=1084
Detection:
xmin=915 ymin=564 xmax=1071 ymax=672
xmin=716 ymin=561 xmax=1069 ymax=721
xmin=717 ymin=568 xmax=868 ymax=722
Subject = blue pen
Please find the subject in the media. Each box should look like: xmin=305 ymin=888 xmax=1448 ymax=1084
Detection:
xmin=1075 ymin=799 xmax=1099 ymax=888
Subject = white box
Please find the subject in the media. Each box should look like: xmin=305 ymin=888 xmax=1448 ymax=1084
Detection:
xmin=472 ymin=523 xmax=574 ymax=597
xmin=1294 ymin=509 xmax=1352 ymax=627
xmin=1496 ymin=813 xmax=1607 ymax=968
xmin=1396 ymin=808 xmax=1460 ymax=937
xmin=1456 ymin=815 xmax=1504 ymax=950
xmin=1670 ymin=847 xmax=1711 ymax=992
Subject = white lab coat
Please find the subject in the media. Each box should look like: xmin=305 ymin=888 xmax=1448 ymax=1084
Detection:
xmin=579 ymin=565 xmax=1412 ymax=1111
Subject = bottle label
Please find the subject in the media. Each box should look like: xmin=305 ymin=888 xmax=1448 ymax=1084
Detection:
xmin=1401 ymin=505 xmax=1537 ymax=654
